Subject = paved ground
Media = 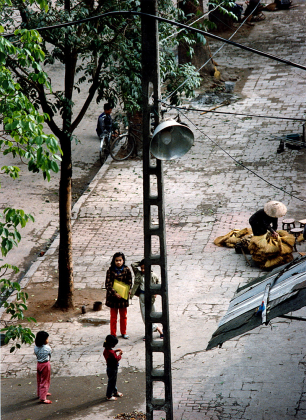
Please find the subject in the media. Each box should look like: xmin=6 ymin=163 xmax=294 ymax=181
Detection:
xmin=1 ymin=2 xmax=306 ymax=420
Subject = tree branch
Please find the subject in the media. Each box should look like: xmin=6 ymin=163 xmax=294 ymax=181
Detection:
xmin=70 ymin=20 xmax=129 ymax=132
xmin=70 ymin=54 xmax=103 ymax=132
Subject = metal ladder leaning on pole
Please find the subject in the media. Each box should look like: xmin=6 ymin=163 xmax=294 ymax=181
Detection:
xmin=141 ymin=0 xmax=173 ymax=419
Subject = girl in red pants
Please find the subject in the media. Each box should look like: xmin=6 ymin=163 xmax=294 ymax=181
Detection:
xmin=105 ymin=252 xmax=132 ymax=339
xmin=34 ymin=331 xmax=52 ymax=404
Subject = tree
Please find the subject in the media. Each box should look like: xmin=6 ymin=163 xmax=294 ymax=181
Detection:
xmin=2 ymin=0 xmax=202 ymax=309
xmin=176 ymin=0 xmax=237 ymax=77
xmin=177 ymin=0 xmax=215 ymax=77
xmin=0 ymin=0 xmax=61 ymax=350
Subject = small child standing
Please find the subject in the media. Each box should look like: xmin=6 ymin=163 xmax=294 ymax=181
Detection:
xmin=103 ymin=335 xmax=123 ymax=401
xmin=34 ymin=331 xmax=52 ymax=404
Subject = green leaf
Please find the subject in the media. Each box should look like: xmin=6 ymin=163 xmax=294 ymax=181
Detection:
xmin=50 ymin=160 xmax=59 ymax=173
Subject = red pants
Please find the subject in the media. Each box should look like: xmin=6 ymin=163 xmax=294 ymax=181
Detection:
xmin=37 ymin=361 xmax=51 ymax=400
xmin=110 ymin=307 xmax=127 ymax=336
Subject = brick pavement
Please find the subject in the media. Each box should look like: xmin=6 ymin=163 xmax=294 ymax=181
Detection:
xmin=2 ymin=2 xmax=306 ymax=420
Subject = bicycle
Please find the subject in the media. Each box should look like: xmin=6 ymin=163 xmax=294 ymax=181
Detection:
xmin=110 ymin=122 xmax=142 ymax=161
xmin=99 ymin=131 xmax=112 ymax=165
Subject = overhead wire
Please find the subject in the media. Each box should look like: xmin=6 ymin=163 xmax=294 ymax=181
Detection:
xmin=2 ymin=11 xmax=306 ymax=70
xmin=157 ymin=4 xmax=306 ymax=204
xmin=168 ymin=105 xmax=306 ymax=204
xmin=3 ymin=7 xmax=305 ymax=201
xmin=160 ymin=1 xmax=226 ymax=43
xmin=162 ymin=1 xmax=261 ymax=103
xmin=161 ymin=104 xmax=306 ymax=121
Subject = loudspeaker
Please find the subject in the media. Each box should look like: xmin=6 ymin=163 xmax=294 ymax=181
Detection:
xmin=150 ymin=119 xmax=194 ymax=160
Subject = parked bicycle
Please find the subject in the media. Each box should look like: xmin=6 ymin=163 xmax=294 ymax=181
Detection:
xmin=98 ymin=120 xmax=143 ymax=164
xmin=109 ymin=122 xmax=142 ymax=161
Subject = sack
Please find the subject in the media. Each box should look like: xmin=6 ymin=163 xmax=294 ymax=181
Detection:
xmin=249 ymin=231 xmax=295 ymax=269
xmin=214 ymin=228 xmax=252 ymax=248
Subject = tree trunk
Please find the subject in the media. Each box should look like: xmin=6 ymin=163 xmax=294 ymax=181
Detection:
xmin=178 ymin=0 xmax=215 ymax=76
xmin=53 ymin=0 xmax=75 ymax=309
xmin=129 ymin=111 xmax=143 ymax=156
xmin=54 ymin=131 xmax=74 ymax=309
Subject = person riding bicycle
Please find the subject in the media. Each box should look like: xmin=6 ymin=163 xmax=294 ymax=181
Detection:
xmin=96 ymin=103 xmax=113 ymax=140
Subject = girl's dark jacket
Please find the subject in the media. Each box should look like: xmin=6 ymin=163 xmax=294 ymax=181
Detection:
xmin=105 ymin=266 xmax=132 ymax=308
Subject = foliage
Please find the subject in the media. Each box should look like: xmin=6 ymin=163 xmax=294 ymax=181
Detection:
xmin=0 ymin=272 xmax=36 ymax=353
xmin=1 ymin=0 xmax=205 ymax=120
xmin=0 ymin=0 xmax=61 ymax=351
xmin=0 ymin=208 xmax=35 ymax=256
xmin=0 ymin=0 xmax=233 ymax=312
xmin=0 ymin=26 xmax=62 ymax=181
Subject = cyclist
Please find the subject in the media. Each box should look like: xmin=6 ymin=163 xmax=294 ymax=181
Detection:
xmin=96 ymin=103 xmax=113 ymax=140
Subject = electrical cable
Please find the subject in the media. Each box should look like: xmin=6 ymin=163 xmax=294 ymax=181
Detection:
xmin=160 ymin=1 xmax=226 ymax=43
xmin=3 ymin=8 xmax=304 ymax=204
xmin=171 ymin=106 xmax=306 ymax=204
xmin=206 ymin=10 xmax=237 ymax=31
xmin=160 ymin=103 xmax=306 ymax=122
xmin=3 ymin=10 xmax=306 ymax=72
xmin=6 ymin=6 xmax=306 ymax=127
xmin=162 ymin=2 xmax=260 ymax=102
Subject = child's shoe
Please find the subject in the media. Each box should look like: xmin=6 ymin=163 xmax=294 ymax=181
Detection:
xmin=114 ymin=392 xmax=123 ymax=397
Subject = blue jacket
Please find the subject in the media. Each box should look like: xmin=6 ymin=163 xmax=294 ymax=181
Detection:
xmin=96 ymin=112 xmax=112 ymax=136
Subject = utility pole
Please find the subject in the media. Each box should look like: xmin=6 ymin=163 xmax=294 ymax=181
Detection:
xmin=141 ymin=1 xmax=173 ymax=419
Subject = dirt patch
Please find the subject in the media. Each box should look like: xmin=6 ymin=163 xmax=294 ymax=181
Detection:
xmin=72 ymin=158 xmax=102 ymax=206
xmin=18 ymin=284 xmax=106 ymax=323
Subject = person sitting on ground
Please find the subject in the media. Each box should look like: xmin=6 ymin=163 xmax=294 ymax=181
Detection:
xmin=96 ymin=103 xmax=113 ymax=139
xmin=130 ymin=259 xmax=163 ymax=341
xmin=244 ymin=0 xmax=264 ymax=22
xmin=249 ymin=201 xmax=287 ymax=238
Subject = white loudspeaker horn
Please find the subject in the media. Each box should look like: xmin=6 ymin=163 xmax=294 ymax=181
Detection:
xmin=150 ymin=119 xmax=194 ymax=160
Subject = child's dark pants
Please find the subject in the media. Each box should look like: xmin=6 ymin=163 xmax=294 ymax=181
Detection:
xmin=106 ymin=366 xmax=118 ymax=398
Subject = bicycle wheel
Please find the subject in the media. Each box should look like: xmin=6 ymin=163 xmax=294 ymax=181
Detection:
xmin=99 ymin=136 xmax=109 ymax=165
xmin=110 ymin=134 xmax=135 ymax=161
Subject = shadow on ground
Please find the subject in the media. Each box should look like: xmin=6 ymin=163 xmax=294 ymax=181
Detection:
xmin=1 ymin=368 xmax=145 ymax=420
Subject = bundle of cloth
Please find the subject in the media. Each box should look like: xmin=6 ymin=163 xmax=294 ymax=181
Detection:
xmin=214 ymin=201 xmax=296 ymax=269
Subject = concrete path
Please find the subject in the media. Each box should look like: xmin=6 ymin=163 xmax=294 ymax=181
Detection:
xmin=1 ymin=2 xmax=306 ymax=420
